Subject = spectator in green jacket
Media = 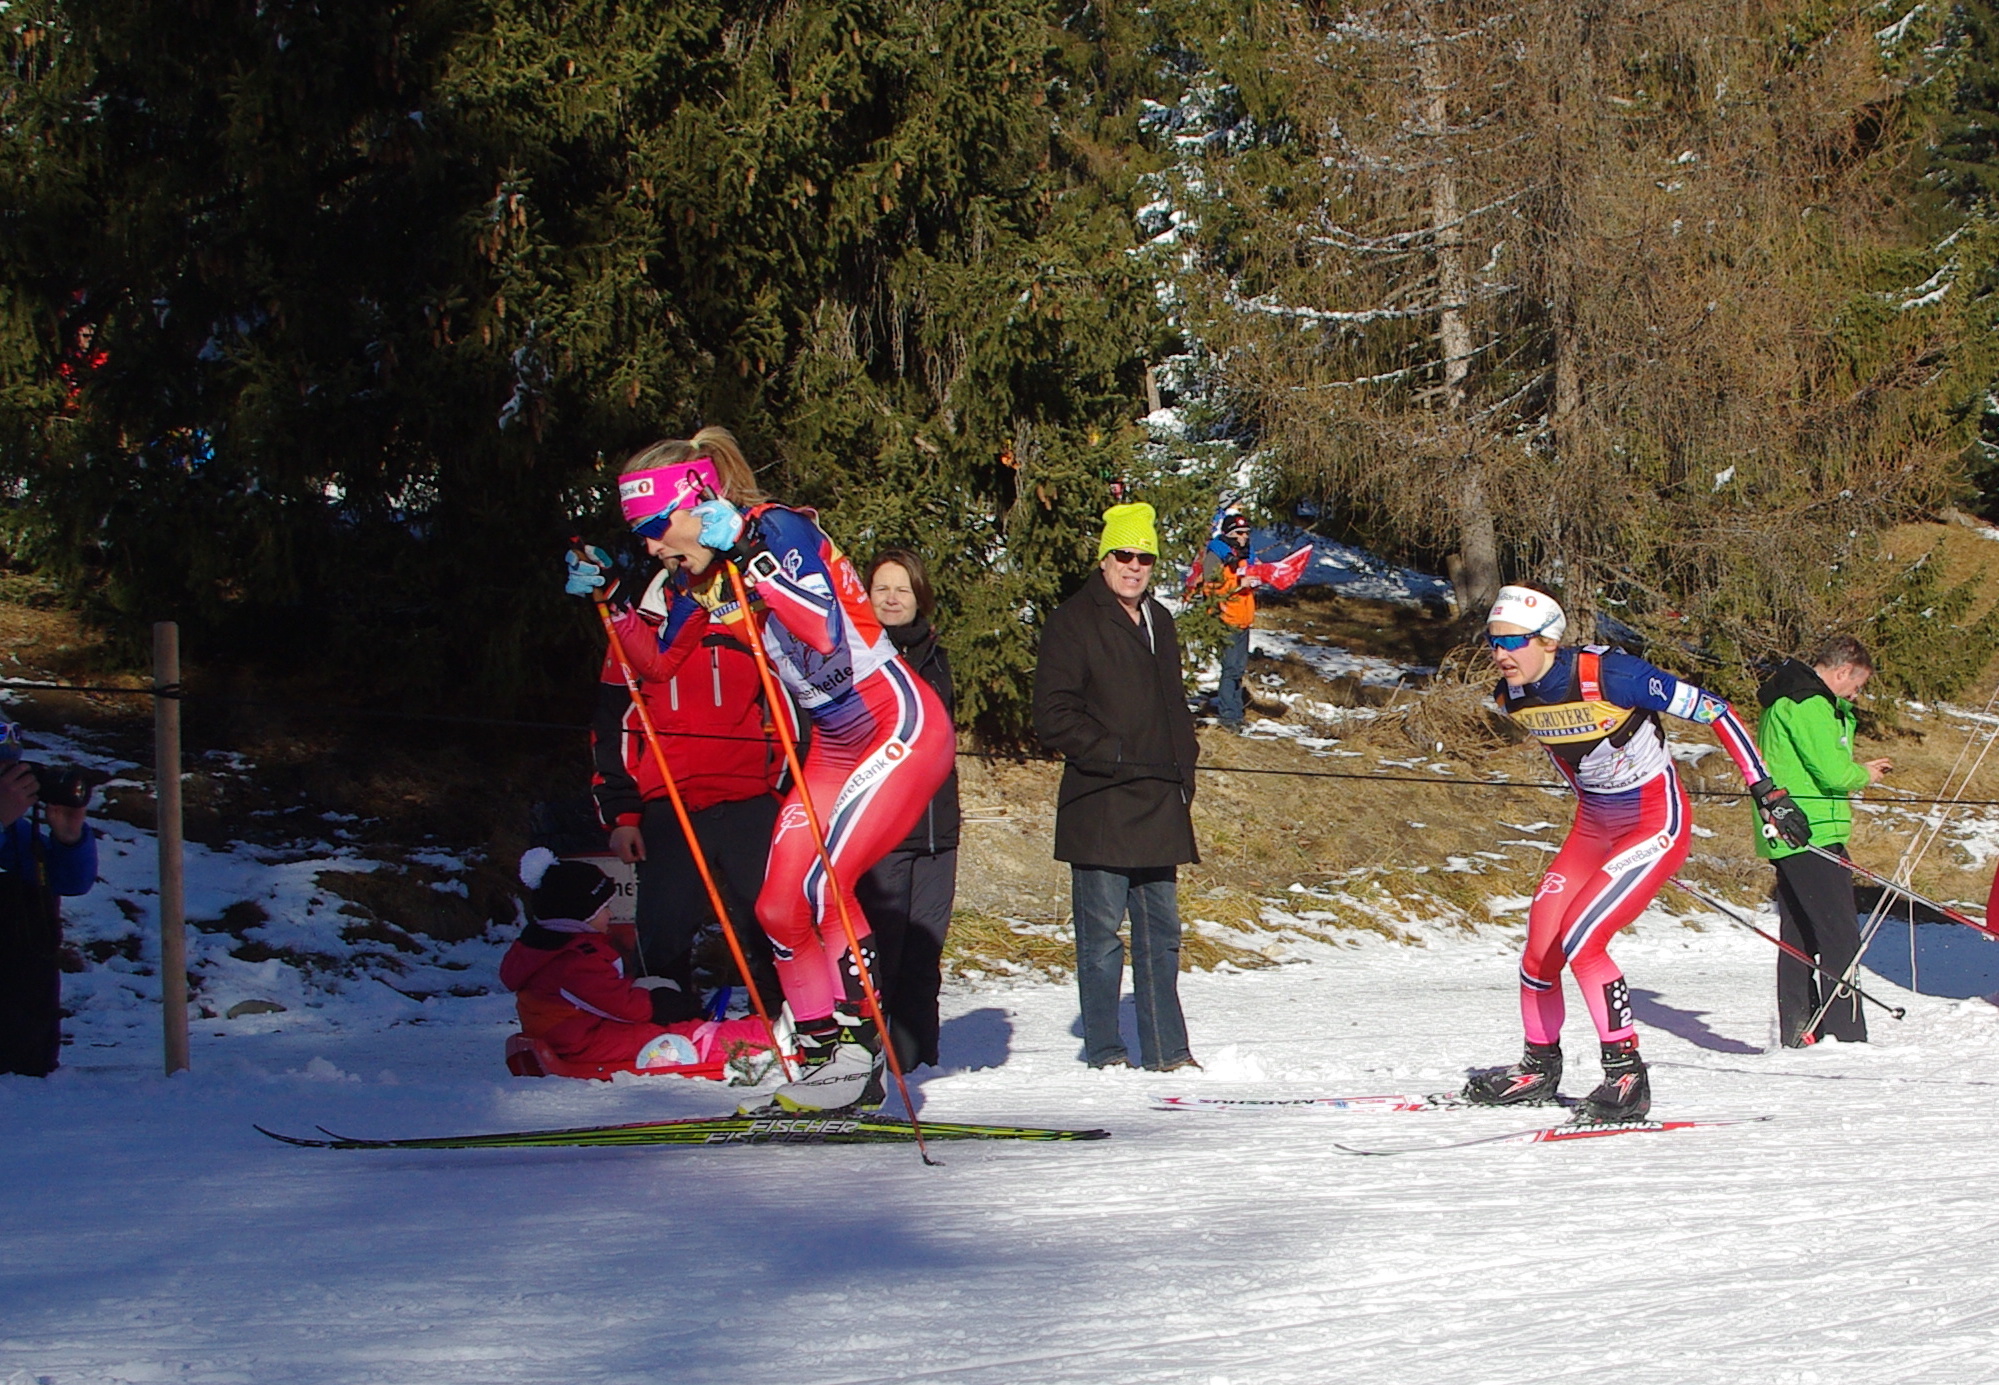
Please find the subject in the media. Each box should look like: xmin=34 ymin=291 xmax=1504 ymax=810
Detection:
xmin=1754 ymin=636 xmax=1893 ymax=1047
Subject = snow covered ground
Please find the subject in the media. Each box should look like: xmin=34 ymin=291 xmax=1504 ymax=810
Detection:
xmin=9 ymin=887 xmax=1999 ymax=1384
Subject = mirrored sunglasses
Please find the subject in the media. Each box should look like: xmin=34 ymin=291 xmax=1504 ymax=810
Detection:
xmin=1486 ymin=632 xmax=1536 ymax=652
xmin=1107 ymin=550 xmax=1157 ymax=567
xmin=631 ymin=507 xmax=678 ymax=540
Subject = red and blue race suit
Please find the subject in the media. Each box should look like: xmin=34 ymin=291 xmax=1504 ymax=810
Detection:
xmin=1497 ymin=645 xmax=1772 ymax=1046
xmin=690 ymin=504 xmax=953 ymax=1024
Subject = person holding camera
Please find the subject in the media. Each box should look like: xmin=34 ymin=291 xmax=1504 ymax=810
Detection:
xmin=0 ymin=721 xmax=98 ymax=1077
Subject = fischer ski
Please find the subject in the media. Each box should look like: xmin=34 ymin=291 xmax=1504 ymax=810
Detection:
xmin=1333 ymin=1115 xmax=1773 ymax=1156
xmin=255 ymin=1113 xmax=1110 ymax=1150
xmin=1156 ymin=1093 xmax=1473 ymax=1113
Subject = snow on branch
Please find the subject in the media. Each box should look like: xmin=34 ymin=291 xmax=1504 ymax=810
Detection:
xmin=1290 ymin=337 xmax=1499 ymax=391
xmin=1882 ymin=260 xmax=1954 ymax=312
xmin=1876 ymin=5 xmax=1925 ymax=49
xmin=1230 ymin=283 xmax=1516 ymax=325
xmin=1307 ymin=187 xmax=1534 ymax=252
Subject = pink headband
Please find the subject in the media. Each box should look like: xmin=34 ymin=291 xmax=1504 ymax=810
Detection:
xmin=618 ymin=457 xmax=721 ymax=527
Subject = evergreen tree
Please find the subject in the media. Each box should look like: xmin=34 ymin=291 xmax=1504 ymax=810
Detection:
xmin=0 ymin=1 xmax=1198 ymax=738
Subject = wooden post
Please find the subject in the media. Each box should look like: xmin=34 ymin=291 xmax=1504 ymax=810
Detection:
xmin=154 ymin=621 xmax=189 ymax=1075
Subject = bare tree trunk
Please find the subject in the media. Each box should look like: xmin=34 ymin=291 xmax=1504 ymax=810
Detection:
xmin=1419 ymin=8 xmax=1500 ymax=614
xmin=1456 ymin=469 xmax=1501 ymax=613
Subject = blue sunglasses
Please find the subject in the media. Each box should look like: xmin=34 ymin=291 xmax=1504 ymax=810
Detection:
xmin=631 ymin=508 xmax=678 ymax=540
xmin=1486 ymin=632 xmax=1538 ymax=651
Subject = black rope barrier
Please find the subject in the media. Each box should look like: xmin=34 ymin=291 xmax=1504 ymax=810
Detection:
xmin=7 ymin=676 xmax=1997 ymax=807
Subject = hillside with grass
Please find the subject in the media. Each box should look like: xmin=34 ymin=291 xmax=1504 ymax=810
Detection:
xmin=11 ymin=518 xmax=1999 ymax=1021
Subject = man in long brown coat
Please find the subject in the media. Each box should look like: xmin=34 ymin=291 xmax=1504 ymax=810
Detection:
xmin=1032 ymin=502 xmax=1200 ymax=1071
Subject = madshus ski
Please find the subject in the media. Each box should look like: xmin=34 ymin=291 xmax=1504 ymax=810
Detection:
xmin=1157 ymin=1093 xmax=1477 ymax=1114
xmin=1333 ymin=1115 xmax=1773 ymax=1156
xmin=256 ymin=1112 xmax=1110 ymax=1151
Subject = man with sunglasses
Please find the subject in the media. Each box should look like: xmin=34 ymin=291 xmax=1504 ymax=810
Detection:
xmin=1033 ymin=503 xmax=1201 ymax=1071
xmin=1466 ymin=586 xmax=1809 ymax=1121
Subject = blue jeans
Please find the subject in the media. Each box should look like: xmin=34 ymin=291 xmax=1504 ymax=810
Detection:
xmin=1217 ymin=626 xmax=1250 ymax=727
xmin=1070 ymin=866 xmax=1191 ymax=1068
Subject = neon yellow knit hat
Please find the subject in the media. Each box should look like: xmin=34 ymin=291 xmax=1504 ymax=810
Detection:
xmin=1097 ymin=502 xmax=1160 ymax=559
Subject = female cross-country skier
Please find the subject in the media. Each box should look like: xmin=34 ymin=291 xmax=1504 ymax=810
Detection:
xmin=576 ymin=427 xmax=954 ymax=1113
xmin=1467 ymin=585 xmax=1811 ymax=1121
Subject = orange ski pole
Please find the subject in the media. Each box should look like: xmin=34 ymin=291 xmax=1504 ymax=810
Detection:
xmin=722 ymin=558 xmax=935 ymax=1164
xmin=588 ymin=586 xmax=794 ymax=1080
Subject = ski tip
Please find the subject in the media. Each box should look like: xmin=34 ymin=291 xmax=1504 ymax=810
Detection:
xmin=253 ymin=1124 xmax=330 ymax=1148
xmin=1331 ymin=1143 xmax=1393 ymax=1157
xmin=314 ymin=1124 xmax=376 ymax=1144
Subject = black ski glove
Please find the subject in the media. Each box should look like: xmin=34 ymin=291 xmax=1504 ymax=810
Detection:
xmin=1749 ymin=778 xmax=1812 ymax=849
xmin=637 ymin=976 xmax=705 ymax=1025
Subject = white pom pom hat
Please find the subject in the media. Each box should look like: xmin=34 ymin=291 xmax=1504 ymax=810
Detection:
xmin=518 ymin=846 xmax=560 ymax=890
xmin=1486 ymin=585 xmax=1566 ymax=641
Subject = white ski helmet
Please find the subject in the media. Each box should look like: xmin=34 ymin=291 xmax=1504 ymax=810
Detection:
xmin=1487 ymin=585 xmax=1566 ymax=641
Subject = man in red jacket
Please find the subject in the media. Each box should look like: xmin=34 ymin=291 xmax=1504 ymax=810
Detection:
xmin=590 ymin=564 xmax=786 ymax=1018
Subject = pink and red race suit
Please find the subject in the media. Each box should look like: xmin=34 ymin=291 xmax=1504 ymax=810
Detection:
xmin=689 ymin=505 xmax=954 ymax=1024
xmin=1497 ymin=645 xmax=1772 ymax=1045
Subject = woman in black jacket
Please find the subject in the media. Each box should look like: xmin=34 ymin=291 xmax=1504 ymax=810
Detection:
xmin=856 ymin=549 xmax=961 ymax=1070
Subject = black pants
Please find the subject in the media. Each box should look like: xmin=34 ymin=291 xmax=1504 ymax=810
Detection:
xmin=0 ymin=893 xmax=62 ymax=1077
xmin=634 ymin=794 xmax=781 ymax=1017
xmin=855 ymin=847 xmax=958 ymax=1068
xmin=1774 ymin=846 xmax=1867 ymax=1046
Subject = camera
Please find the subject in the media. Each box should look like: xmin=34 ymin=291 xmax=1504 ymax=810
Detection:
xmin=25 ymin=762 xmax=94 ymax=809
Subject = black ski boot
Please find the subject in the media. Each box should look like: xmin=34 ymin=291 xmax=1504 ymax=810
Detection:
xmin=1575 ymin=1038 xmax=1650 ymax=1123
xmin=1462 ymin=1041 xmax=1563 ymax=1106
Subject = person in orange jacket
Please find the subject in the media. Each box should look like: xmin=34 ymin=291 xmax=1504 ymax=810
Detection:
xmin=1183 ymin=509 xmax=1311 ymax=733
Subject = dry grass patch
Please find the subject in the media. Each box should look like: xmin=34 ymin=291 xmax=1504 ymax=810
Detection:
xmin=316 ymin=864 xmax=493 ymax=945
xmin=942 ymin=909 xmax=1076 ymax=981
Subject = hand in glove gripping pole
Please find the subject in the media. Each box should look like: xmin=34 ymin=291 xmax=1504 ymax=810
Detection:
xmin=690 ymin=498 xmax=785 ymax=587
xmin=1749 ymin=777 xmax=1813 ymax=849
xmin=565 ymin=544 xmax=618 ymax=601
xmin=691 ymin=497 xmax=746 ymax=553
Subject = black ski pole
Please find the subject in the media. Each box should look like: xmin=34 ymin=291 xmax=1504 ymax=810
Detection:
xmin=1800 ymin=843 xmax=1999 ymax=942
xmin=1666 ymin=877 xmax=1906 ymax=1020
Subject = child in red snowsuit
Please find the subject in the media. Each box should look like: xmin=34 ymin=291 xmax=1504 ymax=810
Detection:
xmin=501 ymin=850 xmax=781 ymax=1080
